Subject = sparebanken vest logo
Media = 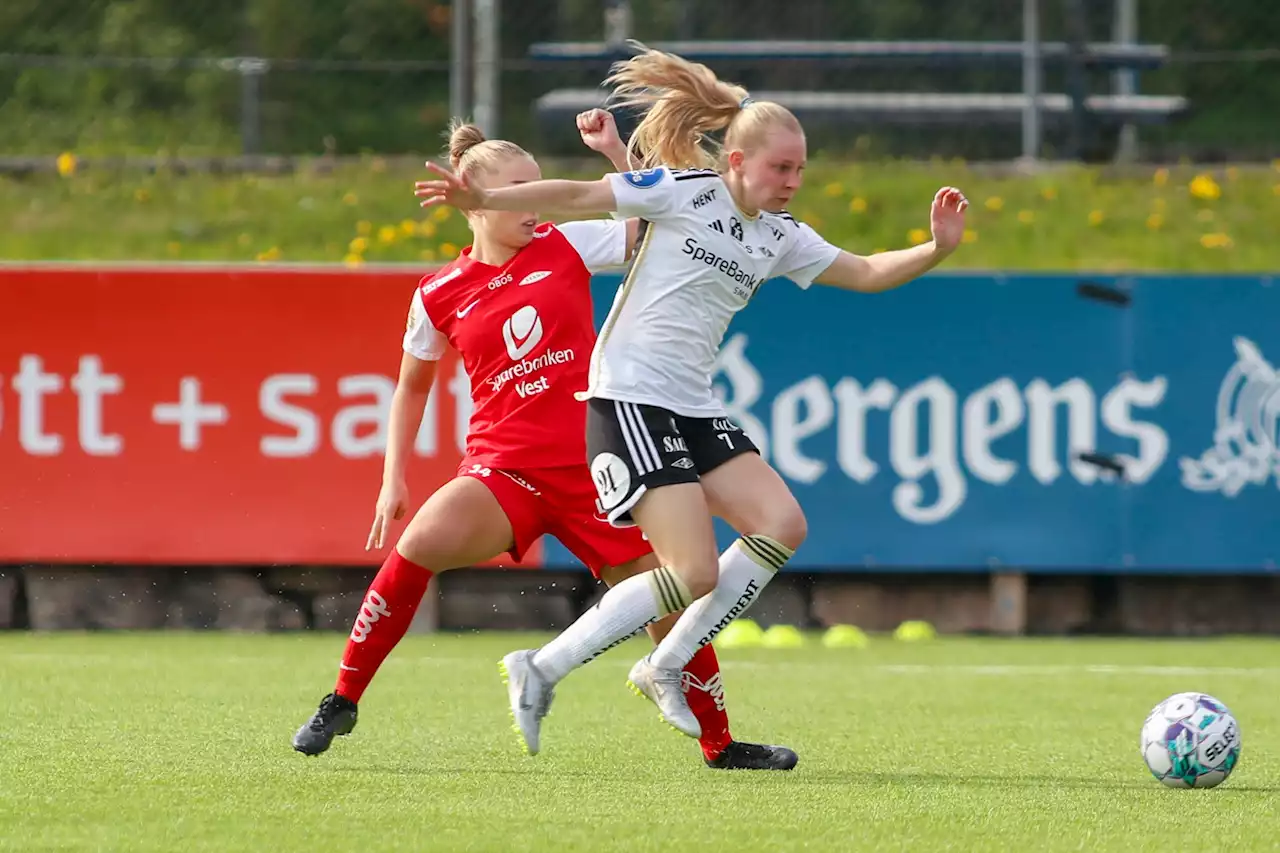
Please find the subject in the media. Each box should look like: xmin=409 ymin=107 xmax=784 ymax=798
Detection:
xmin=1180 ymin=336 xmax=1280 ymax=497
xmin=503 ymin=306 xmax=544 ymax=361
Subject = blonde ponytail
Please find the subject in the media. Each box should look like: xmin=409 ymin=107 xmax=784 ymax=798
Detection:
xmin=605 ymin=41 xmax=801 ymax=170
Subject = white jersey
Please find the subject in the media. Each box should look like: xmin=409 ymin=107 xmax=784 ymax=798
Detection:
xmin=577 ymin=166 xmax=842 ymax=418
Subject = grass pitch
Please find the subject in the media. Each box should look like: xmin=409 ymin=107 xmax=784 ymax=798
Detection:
xmin=2 ymin=632 xmax=1278 ymax=852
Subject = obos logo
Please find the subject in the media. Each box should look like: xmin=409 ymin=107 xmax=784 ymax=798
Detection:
xmin=350 ymin=590 xmax=391 ymax=643
xmin=681 ymin=671 xmax=726 ymax=711
xmin=503 ymin=305 xmax=544 ymax=360
xmin=622 ymin=168 xmax=665 ymax=189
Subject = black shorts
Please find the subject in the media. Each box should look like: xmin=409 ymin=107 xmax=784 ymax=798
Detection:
xmin=586 ymin=397 xmax=759 ymax=527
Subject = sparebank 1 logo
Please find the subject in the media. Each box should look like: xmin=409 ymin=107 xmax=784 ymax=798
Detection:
xmin=710 ymin=333 xmax=1171 ymax=525
xmin=1180 ymin=336 xmax=1280 ymax=497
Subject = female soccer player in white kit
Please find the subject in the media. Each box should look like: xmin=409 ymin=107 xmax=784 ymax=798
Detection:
xmin=414 ymin=43 xmax=969 ymax=748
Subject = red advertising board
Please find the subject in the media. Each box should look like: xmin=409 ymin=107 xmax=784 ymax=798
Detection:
xmin=0 ymin=264 xmax=542 ymax=566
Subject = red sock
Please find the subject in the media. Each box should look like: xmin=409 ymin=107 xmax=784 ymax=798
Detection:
xmin=334 ymin=550 xmax=434 ymax=703
xmin=682 ymin=644 xmax=733 ymax=760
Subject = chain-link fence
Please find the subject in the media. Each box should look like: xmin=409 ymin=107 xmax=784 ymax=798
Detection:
xmin=2 ymin=0 xmax=1277 ymax=162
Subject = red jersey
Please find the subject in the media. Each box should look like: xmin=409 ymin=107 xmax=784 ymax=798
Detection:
xmin=403 ymin=220 xmax=628 ymax=469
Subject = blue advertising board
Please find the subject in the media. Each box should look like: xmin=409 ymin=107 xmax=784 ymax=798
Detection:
xmin=542 ymin=273 xmax=1279 ymax=573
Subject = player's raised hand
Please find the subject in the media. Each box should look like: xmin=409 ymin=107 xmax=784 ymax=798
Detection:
xmin=366 ymin=477 xmax=410 ymax=551
xmin=577 ymin=109 xmax=623 ymax=154
xmin=930 ymin=186 xmax=969 ymax=253
xmin=414 ymin=161 xmax=487 ymax=211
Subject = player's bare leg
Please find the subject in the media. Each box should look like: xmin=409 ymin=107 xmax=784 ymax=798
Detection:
xmin=294 ymin=477 xmax=516 ymax=756
xmin=502 ymin=549 xmax=793 ymax=768
xmin=640 ymin=453 xmax=806 ymax=683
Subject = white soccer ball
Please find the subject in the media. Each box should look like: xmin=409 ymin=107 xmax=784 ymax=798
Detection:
xmin=1140 ymin=692 xmax=1241 ymax=788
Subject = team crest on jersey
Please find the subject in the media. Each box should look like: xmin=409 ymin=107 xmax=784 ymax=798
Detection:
xmin=622 ymin=168 xmax=665 ymax=189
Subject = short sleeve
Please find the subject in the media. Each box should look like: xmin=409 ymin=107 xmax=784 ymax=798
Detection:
xmin=605 ymin=167 xmax=681 ymax=220
xmin=774 ymin=221 xmax=842 ymax=290
xmin=402 ymin=288 xmax=447 ymax=361
xmin=555 ymin=219 xmax=628 ymax=272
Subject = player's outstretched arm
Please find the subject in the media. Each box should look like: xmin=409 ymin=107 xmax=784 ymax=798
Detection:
xmin=576 ymin=108 xmax=643 ymax=257
xmin=577 ymin=108 xmax=637 ymax=174
xmin=814 ymin=187 xmax=969 ymax=293
xmin=414 ymin=162 xmax=618 ymax=217
xmin=367 ymin=352 xmax=438 ymax=551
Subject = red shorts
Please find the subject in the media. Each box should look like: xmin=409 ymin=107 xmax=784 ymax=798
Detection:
xmin=457 ymin=460 xmax=652 ymax=578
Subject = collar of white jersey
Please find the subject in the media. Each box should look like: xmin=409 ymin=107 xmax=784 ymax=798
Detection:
xmin=677 ymin=167 xmax=761 ymax=222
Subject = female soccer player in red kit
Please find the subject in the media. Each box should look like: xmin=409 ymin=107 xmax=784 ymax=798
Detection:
xmin=291 ymin=114 xmax=797 ymax=771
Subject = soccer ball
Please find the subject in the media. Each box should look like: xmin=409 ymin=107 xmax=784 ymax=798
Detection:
xmin=1140 ymin=692 xmax=1241 ymax=788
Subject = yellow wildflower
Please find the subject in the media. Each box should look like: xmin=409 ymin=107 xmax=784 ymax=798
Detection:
xmin=1189 ymin=174 xmax=1221 ymax=201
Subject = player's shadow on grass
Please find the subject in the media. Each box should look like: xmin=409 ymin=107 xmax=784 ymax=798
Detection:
xmin=798 ymin=772 xmax=1280 ymax=792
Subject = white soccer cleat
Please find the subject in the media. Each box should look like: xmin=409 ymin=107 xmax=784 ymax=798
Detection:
xmin=499 ymin=650 xmax=555 ymax=756
xmin=627 ymin=656 xmax=702 ymax=738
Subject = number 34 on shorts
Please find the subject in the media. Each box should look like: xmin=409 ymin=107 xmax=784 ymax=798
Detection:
xmin=585 ymin=398 xmax=758 ymax=526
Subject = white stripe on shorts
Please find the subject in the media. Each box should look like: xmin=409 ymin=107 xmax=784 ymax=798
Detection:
xmin=615 ymin=400 xmax=656 ymax=475
xmin=624 ymin=402 xmax=663 ymax=470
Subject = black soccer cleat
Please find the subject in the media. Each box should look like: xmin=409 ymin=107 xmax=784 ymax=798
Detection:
xmin=705 ymin=740 xmax=799 ymax=771
xmin=292 ymin=693 xmax=358 ymax=756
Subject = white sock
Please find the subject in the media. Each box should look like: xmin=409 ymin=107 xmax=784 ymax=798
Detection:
xmin=647 ymin=535 xmax=793 ymax=671
xmin=530 ymin=565 xmax=693 ymax=683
